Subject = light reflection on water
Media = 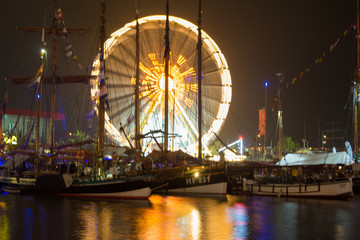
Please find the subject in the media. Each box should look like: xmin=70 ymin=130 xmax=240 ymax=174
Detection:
xmin=1 ymin=193 xmax=360 ymax=239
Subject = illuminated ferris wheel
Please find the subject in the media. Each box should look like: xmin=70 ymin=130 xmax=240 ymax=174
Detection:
xmin=90 ymin=15 xmax=231 ymax=156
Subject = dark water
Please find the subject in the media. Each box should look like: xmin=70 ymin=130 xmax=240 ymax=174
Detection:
xmin=1 ymin=192 xmax=360 ymax=240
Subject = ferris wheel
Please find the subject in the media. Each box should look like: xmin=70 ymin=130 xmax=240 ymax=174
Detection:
xmin=90 ymin=15 xmax=231 ymax=156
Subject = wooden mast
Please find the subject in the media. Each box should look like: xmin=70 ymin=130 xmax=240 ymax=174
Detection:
xmin=197 ymin=0 xmax=203 ymax=163
xmin=355 ymin=0 xmax=360 ymax=163
xmin=50 ymin=0 xmax=57 ymax=150
xmin=276 ymin=72 xmax=283 ymax=160
xmin=98 ymin=0 xmax=106 ymax=173
xmin=0 ymin=92 xmax=5 ymax=144
xmin=164 ymin=0 xmax=170 ymax=152
xmin=35 ymin=15 xmax=46 ymax=164
xmin=135 ymin=0 xmax=141 ymax=153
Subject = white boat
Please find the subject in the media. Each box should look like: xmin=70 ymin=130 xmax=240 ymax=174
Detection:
xmin=243 ymin=149 xmax=354 ymax=199
xmin=276 ymin=149 xmax=354 ymax=167
xmin=244 ymin=177 xmax=353 ymax=199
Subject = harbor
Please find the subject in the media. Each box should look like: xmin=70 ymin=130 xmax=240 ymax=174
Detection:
xmin=1 ymin=0 xmax=360 ymax=238
xmin=1 ymin=193 xmax=360 ymax=239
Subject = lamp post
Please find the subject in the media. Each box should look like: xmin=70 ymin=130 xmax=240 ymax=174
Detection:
xmin=263 ymin=81 xmax=268 ymax=162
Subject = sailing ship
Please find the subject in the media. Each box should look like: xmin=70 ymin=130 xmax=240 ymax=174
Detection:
xmin=1 ymin=0 xmax=230 ymax=198
xmin=150 ymin=0 xmax=228 ymax=195
xmin=0 ymin=0 xmax=153 ymax=199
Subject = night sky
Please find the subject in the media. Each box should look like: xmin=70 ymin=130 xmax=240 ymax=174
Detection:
xmin=0 ymin=0 xmax=357 ymax=150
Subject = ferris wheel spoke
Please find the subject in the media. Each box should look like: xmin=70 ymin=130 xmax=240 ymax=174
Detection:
xmin=107 ymin=83 xmax=133 ymax=88
xmin=202 ymin=94 xmax=223 ymax=104
xmin=140 ymin=88 xmax=159 ymax=101
xmin=182 ymin=48 xmax=197 ymax=65
xmin=110 ymin=102 xmax=134 ymax=120
xmin=115 ymin=41 xmax=136 ymax=65
xmin=108 ymin=93 xmax=134 ymax=104
xmin=188 ymin=50 xmax=212 ymax=70
xmin=202 ymin=83 xmax=226 ymax=87
xmin=202 ymin=68 xmax=221 ymax=78
xmin=176 ymin=28 xmax=194 ymax=56
xmin=141 ymin=92 xmax=162 ymax=131
xmin=107 ymin=54 xmax=134 ymax=71
xmin=140 ymin=29 xmax=153 ymax=58
xmin=174 ymin=98 xmax=197 ymax=144
xmin=106 ymin=69 xmax=132 ymax=79
xmin=201 ymin=105 xmax=217 ymax=120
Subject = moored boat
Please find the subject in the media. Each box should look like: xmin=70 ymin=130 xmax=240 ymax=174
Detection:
xmin=153 ymin=165 xmax=227 ymax=195
xmin=56 ymin=175 xmax=153 ymax=200
xmin=244 ymin=177 xmax=353 ymax=199
xmin=242 ymin=148 xmax=354 ymax=199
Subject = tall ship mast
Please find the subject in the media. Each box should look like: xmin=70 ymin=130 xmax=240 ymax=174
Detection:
xmin=355 ymin=0 xmax=360 ymax=163
xmin=197 ymin=0 xmax=203 ymax=163
xmin=135 ymin=0 xmax=141 ymax=153
xmin=97 ymin=0 xmax=106 ymax=174
xmin=164 ymin=0 xmax=170 ymax=153
xmin=276 ymin=72 xmax=283 ymax=160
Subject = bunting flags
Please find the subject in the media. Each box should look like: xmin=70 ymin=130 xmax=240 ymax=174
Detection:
xmin=271 ymin=23 xmax=357 ymax=111
xmin=56 ymin=8 xmax=82 ymax=70
xmin=285 ymin=24 xmax=356 ymax=89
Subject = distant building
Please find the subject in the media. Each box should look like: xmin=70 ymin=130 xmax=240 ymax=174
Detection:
xmin=1 ymin=108 xmax=65 ymax=145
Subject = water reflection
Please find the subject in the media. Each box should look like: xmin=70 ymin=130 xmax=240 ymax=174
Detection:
xmin=138 ymin=195 xmax=231 ymax=240
xmin=0 ymin=200 xmax=10 ymax=240
xmin=229 ymin=202 xmax=248 ymax=239
xmin=1 ymin=193 xmax=360 ymax=239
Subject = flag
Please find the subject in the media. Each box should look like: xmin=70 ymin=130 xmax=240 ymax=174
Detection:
xmin=86 ymin=108 xmax=95 ymax=119
xmin=258 ymin=108 xmax=265 ymax=135
xmin=1 ymin=92 xmax=8 ymax=115
xmin=28 ymin=64 xmax=43 ymax=89
xmin=56 ymin=8 xmax=82 ymax=68
xmin=299 ymin=72 xmax=304 ymax=79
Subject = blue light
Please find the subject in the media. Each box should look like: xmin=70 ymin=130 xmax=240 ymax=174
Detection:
xmin=264 ymin=81 xmax=269 ymax=87
xmin=36 ymin=94 xmax=40 ymax=99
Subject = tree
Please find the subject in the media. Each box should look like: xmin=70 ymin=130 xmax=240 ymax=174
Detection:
xmin=208 ymin=140 xmax=222 ymax=156
xmin=68 ymin=130 xmax=90 ymax=143
xmin=274 ymin=137 xmax=300 ymax=153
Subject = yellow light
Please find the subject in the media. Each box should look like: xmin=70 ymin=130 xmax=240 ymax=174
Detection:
xmin=194 ymin=172 xmax=199 ymax=178
xmin=159 ymin=75 xmax=174 ymax=91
